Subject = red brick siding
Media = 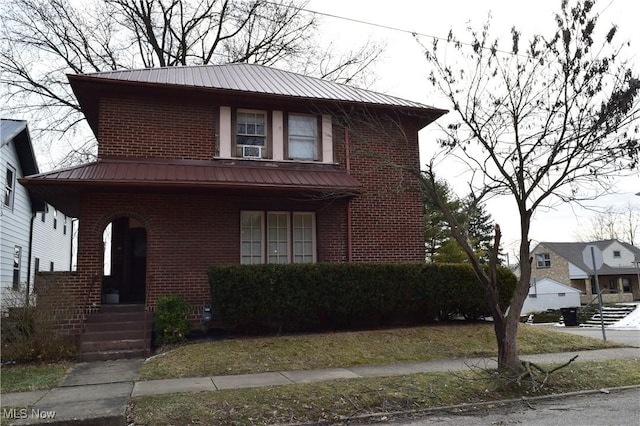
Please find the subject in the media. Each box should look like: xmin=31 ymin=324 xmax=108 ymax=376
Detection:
xmin=71 ymin=98 xmax=426 ymax=322
xmin=98 ymin=97 xmax=216 ymax=159
xmin=35 ymin=272 xmax=99 ymax=338
xmin=346 ymin=115 xmax=424 ymax=262
xmin=75 ymin=193 xmax=349 ymax=313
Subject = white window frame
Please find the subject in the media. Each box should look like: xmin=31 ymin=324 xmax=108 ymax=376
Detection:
xmin=288 ymin=113 xmax=319 ymax=161
xmin=240 ymin=211 xmax=316 ymax=264
xmin=293 ymin=212 xmax=316 ymax=263
xmin=240 ymin=211 xmax=265 ymax=264
xmin=267 ymin=212 xmax=291 ymax=264
xmin=236 ymin=109 xmax=268 ymax=159
xmin=4 ymin=166 xmax=16 ymax=209
xmin=13 ymin=246 xmax=22 ymax=289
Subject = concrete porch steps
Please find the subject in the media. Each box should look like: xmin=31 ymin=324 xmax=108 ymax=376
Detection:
xmin=582 ymin=303 xmax=638 ymax=327
xmin=79 ymin=304 xmax=153 ymax=362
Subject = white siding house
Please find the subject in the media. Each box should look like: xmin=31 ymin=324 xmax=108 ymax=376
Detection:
xmin=1 ymin=120 xmax=73 ymax=310
xmin=31 ymin=207 xmax=74 ymax=282
xmin=1 ymin=120 xmax=45 ymax=308
xmin=522 ymin=278 xmax=581 ymax=314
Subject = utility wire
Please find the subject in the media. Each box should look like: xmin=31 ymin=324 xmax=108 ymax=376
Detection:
xmin=264 ymin=0 xmax=621 ymax=59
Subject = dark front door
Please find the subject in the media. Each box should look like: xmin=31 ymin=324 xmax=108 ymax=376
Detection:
xmin=123 ymin=228 xmax=146 ymax=303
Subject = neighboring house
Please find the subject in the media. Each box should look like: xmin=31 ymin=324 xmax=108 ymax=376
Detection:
xmin=531 ymin=240 xmax=640 ymax=304
xmin=31 ymin=206 xmax=74 ymax=285
xmin=521 ymin=278 xmax=581 ymax=315
xmin=21 ymin=64 xmax=446 ymax=329
xmin=0 ymin=119 xmax=45 ymax=309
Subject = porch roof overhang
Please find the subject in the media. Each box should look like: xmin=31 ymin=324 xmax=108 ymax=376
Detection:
xmin=19 ymin=158 xmax=362 ymax=217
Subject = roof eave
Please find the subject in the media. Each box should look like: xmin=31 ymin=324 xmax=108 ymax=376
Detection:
xmin=67 ymin=73 xmax=447 ymax=135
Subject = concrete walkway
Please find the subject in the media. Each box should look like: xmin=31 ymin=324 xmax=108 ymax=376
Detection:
xmin=2 ymin=345 xmax=639 ymax=425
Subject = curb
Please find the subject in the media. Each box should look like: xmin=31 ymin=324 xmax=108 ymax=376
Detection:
xmin=280 ymin=385 xmax=640 ymax=425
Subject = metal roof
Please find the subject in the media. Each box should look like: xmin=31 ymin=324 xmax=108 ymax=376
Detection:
xmin=20 ymin=158 xmax=361 ymax=217
xmin=77 ymin=63 xmax=441 ymax=111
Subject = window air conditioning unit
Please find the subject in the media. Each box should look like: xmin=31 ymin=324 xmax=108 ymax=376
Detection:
xmin=242 ymin=145 xmax=262 ymax=159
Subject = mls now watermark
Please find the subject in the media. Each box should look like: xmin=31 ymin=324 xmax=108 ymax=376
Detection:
xmin=2 ymin=408 xmax=56 ymax=420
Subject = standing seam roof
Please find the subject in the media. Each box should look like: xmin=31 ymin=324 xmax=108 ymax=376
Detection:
xmin=75 ymin=63 xmax=442 ymax=111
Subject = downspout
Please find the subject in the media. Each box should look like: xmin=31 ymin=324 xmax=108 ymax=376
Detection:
xmin=26 ymin=212 xmax=36 ymax=306
xmin=345 ymin=127 xmax=352 ymax=262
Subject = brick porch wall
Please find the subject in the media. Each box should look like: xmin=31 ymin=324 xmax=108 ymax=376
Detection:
xmin=76 ymin=193 xmax=351 ymax=319
xmin=34 ymin=271 xmax=100 ymax=339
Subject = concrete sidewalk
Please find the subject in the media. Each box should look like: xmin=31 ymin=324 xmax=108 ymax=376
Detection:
xmin=2 ymin=346 xmax=639 ymax=425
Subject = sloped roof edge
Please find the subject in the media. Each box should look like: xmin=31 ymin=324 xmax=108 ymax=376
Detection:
xmin=73 ymin=63 xmax=445 ymax=111
xmin=1 ymin=119 xmax=45 ymax=212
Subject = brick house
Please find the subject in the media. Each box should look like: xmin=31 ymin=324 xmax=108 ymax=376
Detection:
xmin=531 ymin=240 xmax=640 ymax=304
xmin=21 ymin=64 xmax=445 ymax=358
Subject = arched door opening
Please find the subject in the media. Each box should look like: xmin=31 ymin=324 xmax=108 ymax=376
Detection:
xmin=102 ymin=217 xmax=147 ymax=304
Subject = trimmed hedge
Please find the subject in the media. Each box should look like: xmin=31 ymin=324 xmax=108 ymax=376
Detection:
xmin=208 ymin=263 xmax=516 ymax=333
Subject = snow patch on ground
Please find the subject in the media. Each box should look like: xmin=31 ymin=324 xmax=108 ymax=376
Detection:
xmin=610 ymin=303 xmax=640 ymax=330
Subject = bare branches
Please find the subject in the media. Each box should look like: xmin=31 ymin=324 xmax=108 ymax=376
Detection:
xmin=419 ymin=0 xmax=639 ymax=372
xmin=0 ymin=0 xmax=383 ymax=169
xmin=422 ymin=2 xmax=639 ymax=211
xmin=518 ymin=355 xmax=579 ymax=391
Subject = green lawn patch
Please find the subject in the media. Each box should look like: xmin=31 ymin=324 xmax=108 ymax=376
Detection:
xmin=140 ymin=323 xmax=620 ymax=380
xmin=129 ymin=358 xmax=640 ymax=425
xmin=0 ymin=363 xmax=72 ymax=393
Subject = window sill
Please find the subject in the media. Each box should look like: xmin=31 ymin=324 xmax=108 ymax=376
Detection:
xmin=214 ymin=156 xmax=338 ymax=166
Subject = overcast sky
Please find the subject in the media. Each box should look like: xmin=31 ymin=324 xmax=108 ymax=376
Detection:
xmin=307 ymin=0 xmax=640 ymax=261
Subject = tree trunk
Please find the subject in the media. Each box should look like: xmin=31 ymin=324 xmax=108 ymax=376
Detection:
xmin=495 ymin=314 xmax=521 ymax=371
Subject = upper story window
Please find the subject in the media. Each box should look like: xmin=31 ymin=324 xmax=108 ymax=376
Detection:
xmin=53 ymin=209 xmax=58 ymax=229
xmin=612 ymin=250 xmax=621 ymax=258
xmin=288 ymin=114 xmax=318 ymax=161
xmin=536 ymin=253 xmax=551 ymax=268
xmin=4 ymin=166 xmax=16 ymax=209
xmin=219 ymin=106 xmax=333 ymax=163
xmin=236 ymin=110 xmax=267 ymax=159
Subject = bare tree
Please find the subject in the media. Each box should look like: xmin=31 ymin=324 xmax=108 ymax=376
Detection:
xmin=576 ymin=203 xmax=640 ymax=246
xmin=0 ymin=0 xmax=382 ymax=167
xmin=419 ymin=0 xmax=639 ymax=371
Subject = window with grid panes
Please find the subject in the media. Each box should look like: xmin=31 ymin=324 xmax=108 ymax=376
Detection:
xmin=293 ymin=213 xmax=314 ymax=263
xmin=240 ymin=212 xmax=263 ymax=264
xmin=236 ymin=111 xmax=266 ymax=158
xmin=240 ymin=211 xmax=315 ymax=264
xmin=288 ymin=114 xmax=318 ymax=160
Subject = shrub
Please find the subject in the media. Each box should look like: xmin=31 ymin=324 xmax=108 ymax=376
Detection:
xmin=208 ymin=263 xmax=516 ymax=333
xmin=154 ymin=295 xmax=192 ymax=345
xmin=1 ymin=288 xmax=76 ymax=363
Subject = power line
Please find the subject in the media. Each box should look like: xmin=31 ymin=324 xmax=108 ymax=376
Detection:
xmin=263 ymin=0 xmax=535 ymax=58
xmin=264 ymin=0 xmax=625 ymax=59
xmin=264 ymin=1 xmax=461 ymax=46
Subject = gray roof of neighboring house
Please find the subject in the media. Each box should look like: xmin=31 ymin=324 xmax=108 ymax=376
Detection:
xmin=1 ymin=119 xmax=45 ymax=212
xmin=539 ymin=240 xmax=640 ymax=275
xmin=2 ymin=119 xmax=28 ymax=145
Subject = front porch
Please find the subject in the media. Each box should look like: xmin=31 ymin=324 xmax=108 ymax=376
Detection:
xmin=574 ymin=274 xmax=640 ymax=305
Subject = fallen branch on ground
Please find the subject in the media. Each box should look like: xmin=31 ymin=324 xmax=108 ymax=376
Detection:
xmin=518 ymin=355 xmax=579 ymax=391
